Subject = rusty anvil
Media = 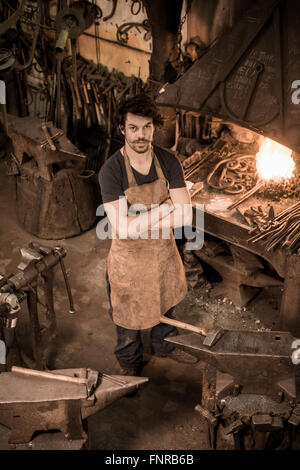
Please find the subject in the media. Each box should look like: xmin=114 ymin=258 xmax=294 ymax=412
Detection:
xmin=0 ymin=366 xmax=148 ymax=448
xmin=166 ymin=329 xmax=299 ymax=400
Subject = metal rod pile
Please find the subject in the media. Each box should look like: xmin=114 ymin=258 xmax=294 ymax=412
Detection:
xmin=247 ymin=201 xmax=300 ymax=252
xmin=183 ymin=137 xmax=232 ymax=180
xmin=183 ymin=150 xmax=211 ymax=179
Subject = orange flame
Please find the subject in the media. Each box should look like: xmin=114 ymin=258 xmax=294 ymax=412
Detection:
xmin=256 ymin=137 xmax=295 ymax=181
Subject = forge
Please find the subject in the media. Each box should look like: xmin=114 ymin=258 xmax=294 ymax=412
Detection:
xmin=156 ymin=0 xmax=300 ymax=450
xmin=156 ymin=0 xmax=300 ymax=336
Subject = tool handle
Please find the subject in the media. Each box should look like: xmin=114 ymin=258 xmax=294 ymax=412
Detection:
xmin=160 ymin=316 xmax=207 ymax=336
xmin=58 ymin=256 xmax=75 ymax=314
xmin=41 ymin=123 xmax=56 ymax=151
xmin=11 ymin=366 xmax=87 ymax=385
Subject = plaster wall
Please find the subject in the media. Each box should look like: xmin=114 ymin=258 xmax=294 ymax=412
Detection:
xmin=77 ymin=0 xmax=152 ymax=81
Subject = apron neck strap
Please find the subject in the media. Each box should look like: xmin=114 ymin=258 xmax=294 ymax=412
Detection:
xmin=123 ymin=147 xmax=136 ymax=187
xmin=123 ymin=146 xmax=167 ymax=188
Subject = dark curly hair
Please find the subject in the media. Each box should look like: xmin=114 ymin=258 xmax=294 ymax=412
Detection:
xmin=118 ymin=92 xmax=164 ymax=128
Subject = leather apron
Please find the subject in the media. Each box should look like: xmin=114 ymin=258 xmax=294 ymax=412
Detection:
xmin=107 ymin=148 xmax=188 ymax=330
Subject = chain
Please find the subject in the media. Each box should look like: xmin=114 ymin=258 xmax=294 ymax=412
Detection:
xmin=168 ymin=0 xmax=193 ymax=71
xmin=177 ymin=0 xmax=193 ymax=41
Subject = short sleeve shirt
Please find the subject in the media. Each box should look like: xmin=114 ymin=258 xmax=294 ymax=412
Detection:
xmin=98 ymin=145 xmax=186 ymax=203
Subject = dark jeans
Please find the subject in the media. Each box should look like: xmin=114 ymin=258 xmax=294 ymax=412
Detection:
xmin=105 ymin=271 xmax=177 ymax=369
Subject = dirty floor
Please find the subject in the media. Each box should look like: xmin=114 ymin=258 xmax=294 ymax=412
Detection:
xmin=0 ymin=162 xmax=283 ymax=450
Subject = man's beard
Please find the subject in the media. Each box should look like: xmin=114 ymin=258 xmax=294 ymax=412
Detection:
xmin=130 ymin=140 xmax=151 ymax=154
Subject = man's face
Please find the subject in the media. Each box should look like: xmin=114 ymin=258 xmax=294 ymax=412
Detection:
xmin=122 ymin=112 xmax=154 ymax=154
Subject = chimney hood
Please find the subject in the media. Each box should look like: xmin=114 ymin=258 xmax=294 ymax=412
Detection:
xmin=156 ymin=0 xmax=300 ymax=153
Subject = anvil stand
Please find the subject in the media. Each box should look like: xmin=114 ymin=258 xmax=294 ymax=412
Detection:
xmin=166 ymin=329 xmax=300 ymax=450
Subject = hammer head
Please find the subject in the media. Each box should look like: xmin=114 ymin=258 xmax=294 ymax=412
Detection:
xmin=203 ymin=328 xmax=225 ymax=347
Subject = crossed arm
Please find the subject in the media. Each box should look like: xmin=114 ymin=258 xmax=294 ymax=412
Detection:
xmin=103 ymin=187 xmax=193 ymax=239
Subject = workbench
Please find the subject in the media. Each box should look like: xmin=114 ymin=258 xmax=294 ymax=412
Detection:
xmin=192 ymin=187 xmax=300 ymax=336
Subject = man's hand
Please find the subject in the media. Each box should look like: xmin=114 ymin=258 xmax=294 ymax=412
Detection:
xmin=103 ymin=187 xmax=192 ymax=239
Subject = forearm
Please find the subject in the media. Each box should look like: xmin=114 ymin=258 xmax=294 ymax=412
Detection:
xmin=149 ymin=203 xmax=193 ymax=233
xmin=119 ymin=202 xmax=173 ymax=238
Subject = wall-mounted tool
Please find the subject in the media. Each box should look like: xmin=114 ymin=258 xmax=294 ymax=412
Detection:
xmin=53 ymin=3 xmax=98 ymax=128
xmin=55 ymin=7 xmax=86 ymax=53
xmin=55 ymin=2 xmax=100 ymax=52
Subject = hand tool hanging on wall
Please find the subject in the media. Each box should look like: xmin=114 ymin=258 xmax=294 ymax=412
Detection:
xmin=13 ymin=0 xmax=42 ymax=72
xmin=53 ymin=4 xmax=97 ymax=128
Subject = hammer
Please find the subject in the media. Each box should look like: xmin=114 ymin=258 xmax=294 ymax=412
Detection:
xmin=41 ymin=121 xmax=57 ymax=151
xmin=159 ymin=316 xmax=224 ymax=348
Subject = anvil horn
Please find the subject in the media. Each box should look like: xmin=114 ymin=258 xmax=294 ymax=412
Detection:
xmin=82 ymin=375 xmax=149 ymax=419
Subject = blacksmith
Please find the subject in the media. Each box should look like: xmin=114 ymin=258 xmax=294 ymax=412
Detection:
xmin=99 ymin=93 xmax=198 ymax=375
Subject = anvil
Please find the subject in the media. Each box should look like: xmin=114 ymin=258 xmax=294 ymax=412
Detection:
xmin=166 ymin=330 xmax=298 ymax=399
xmin=0 ymin=367 xmax=148 ymax=447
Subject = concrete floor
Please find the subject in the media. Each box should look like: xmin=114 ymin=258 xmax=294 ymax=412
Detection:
xmin=0 ymin=161 xmax=283 ymax=450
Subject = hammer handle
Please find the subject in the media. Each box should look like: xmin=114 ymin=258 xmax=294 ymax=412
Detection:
xmin=11 ymin=366 xmax=87 ymax=385
xmin=160 ymin=316 xmax=207 ymax=336
xmin=41 ymin=123 xmax=57 ymax=151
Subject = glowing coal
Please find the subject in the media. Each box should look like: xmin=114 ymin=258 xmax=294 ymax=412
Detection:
xmin=256 ymin=137 xmax=295 ymax=181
